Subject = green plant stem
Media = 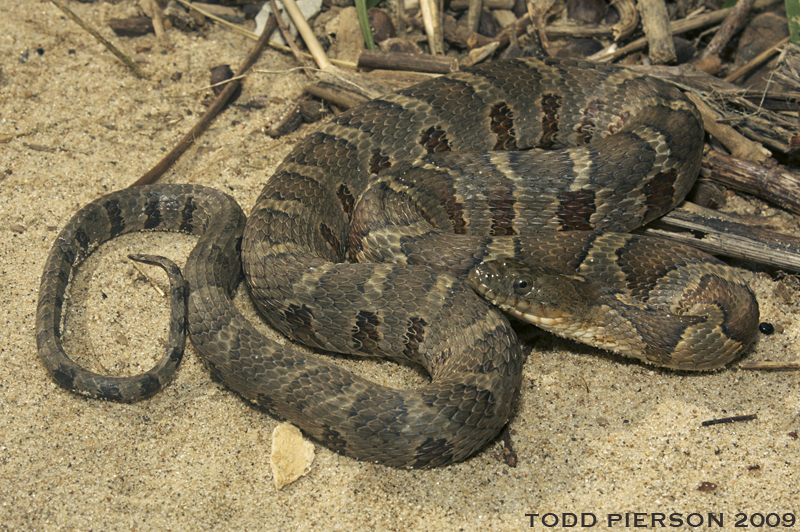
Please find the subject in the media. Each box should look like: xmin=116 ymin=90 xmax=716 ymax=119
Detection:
xmin=355 ymin=0 xmax=376 ymax=50
xmin=786 ymin=0 xmax=800 ymax=43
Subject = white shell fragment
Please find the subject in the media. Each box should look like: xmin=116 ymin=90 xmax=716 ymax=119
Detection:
xmin=270 ymin=423 xmax=315 ymax=489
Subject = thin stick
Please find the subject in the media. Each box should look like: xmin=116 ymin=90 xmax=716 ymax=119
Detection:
xmin=724 ymin=36 xmax=791 ymax=83
xmin=739 ymin=361 xmax=800 ymax=370
xmin=636 ymin=0 xmax=676 ymax=64
xmin=277 ymin=0 xmax=388 ymax=100
xmin=589 ymin=0 xmax=780 ymax=63
xmin=129 ymin=15 xmax=279 ymax=187
xmin=358 ymin=50 xmax=458 ymax=73
xmin=701 ymin=414 xmax=757 ymax=426
xmin=280 ymin=0 xmax=332 ymax=69
xmin=173 ymin=0 xmax=357 ymax=69
xmin=130 ymin=261 xmax=166 ymax=297
xmin=0 ymin=123 xmax=60 ymax=144
xmin=50 ymin=0 xmax=146 ymax=79
xmin=685 ymin=93 xmax=771 ymax=162
xmin=466 ymin=0 xmax=482 ymax=33
xmin=526 ymin=0 xmax=557 ymax=56
xmin=395 ymin=0 xmax=406 ymax=34
xmin=703 ymin=150 xmax=800 ymax=215
xmin=420 ymin=0 xmax=445 ymax=54
xmin=142 ymin=0 xmax=170 ymax=49
xmin=699 ymin=0 xmax=755 ymax=60
xmin=640 ymin=202 xmax=800 ymax=272
xmin=270 ymin=0 xmax=312 ymax=70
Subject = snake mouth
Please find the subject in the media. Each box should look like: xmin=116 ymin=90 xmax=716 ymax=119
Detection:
xmin=498 ymin=298 xmax=570 ymax=327
xmin=466 ymin=265 xmax=501 ymax=302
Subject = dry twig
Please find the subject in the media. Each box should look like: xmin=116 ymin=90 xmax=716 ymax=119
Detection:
xmin=280 ymin=0 xmax=333 ymax=69
xmin=141 ymin=0 xmax=170 ymax=49
xmin=173 ymin=0 xmax=358 ymax=69
xmin=358 ymin=51 xmax=458 ymax=73
xmin=130 ymin=15 xmax=279 ymax=187
xmin=701 ymin=414 xmax=757 ymax=426
xmin=739 ymin=361 xmax=800 ymax=370
xmin=270 ymin=0 xmax=312 ymax=72
xmin=526 ymin=0 xmax=557 ymax=55
xmin=50 ymin=0 xmax=146 ymax=79
xmin=640 ymin=202 xmax=800 ymax=272
xmin=590 ymin=0 xmax=781 ymax=62
xmin=725 ymin=36 xmax=792 ymax=83
xmin=636 ymin=0 xmax=676 ymax=63
xmin=466 ymin=0 xmax=482 ymax=33
xmin=704 ymin=150 xmax=800 ymax=216
xmin=685 ymin=93 xmax=771 ymax=162
xmin=699 ymin=0 xmax=755 ymax=60
xmin=420 ymin=0 xmax=445 ymax=54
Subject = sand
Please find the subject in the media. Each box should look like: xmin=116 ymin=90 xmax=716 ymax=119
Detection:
xmin=1 ymin=1 xmax=798 ymax=530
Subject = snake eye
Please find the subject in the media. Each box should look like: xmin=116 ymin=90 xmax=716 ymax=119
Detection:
xmin=513 ymin=275 xmax=532 ymax=295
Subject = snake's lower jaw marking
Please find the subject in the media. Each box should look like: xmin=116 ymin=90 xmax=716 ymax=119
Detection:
xmin=37 ymin=58 xmax=759 ymax=469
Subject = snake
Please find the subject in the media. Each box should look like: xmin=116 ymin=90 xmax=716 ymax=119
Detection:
xmin=36 ymin=58 xmax=760 ymax=469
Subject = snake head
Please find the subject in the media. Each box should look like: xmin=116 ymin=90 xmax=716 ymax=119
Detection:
xmin=466 ymin=259 xmax=588 ymax=326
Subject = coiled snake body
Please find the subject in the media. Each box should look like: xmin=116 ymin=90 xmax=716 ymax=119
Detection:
xmin=37 ymin=58 xmax=759 ymax=468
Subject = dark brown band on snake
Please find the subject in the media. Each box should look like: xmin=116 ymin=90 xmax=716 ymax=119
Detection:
xmin=37 ymin=58 xmax=759 ymax=468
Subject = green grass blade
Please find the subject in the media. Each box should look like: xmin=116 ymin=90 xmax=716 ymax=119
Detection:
xmin=787 ymin=0 xmax=800 ymax=43
xmin=356 ymin=0 xmax=376 ymax=50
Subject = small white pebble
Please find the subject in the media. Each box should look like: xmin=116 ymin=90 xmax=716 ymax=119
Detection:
xmin=270 ymin=423 xmax=315 ymax=489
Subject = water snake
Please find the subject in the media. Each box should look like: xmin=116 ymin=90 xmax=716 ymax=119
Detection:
xmin=36 ymin=58 xmax=759 ymax=468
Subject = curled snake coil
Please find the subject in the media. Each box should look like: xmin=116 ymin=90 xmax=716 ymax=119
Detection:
xmin=36 ymin=58 xmax=759 ymax=468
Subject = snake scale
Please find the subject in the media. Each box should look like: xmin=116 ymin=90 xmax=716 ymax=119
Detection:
xmin=37 ymin=58 xmax=759 ymax=468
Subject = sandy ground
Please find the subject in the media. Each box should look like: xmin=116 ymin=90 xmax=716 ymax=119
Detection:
xmin=2 ymin=1 xmax=799 ymax=530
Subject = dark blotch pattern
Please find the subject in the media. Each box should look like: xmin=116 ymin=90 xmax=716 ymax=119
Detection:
xmin=256 ymin=392 xmax=280 ymax=416
xmin=402 ymin=317 xmax=428 ymax=360
xmin=420 ymin=126 xmax=451 ymax=154
xmin=691 ymin=274 xmax=758 ymax=346
xmin=539 ymin=93 xmax=561 ymax=148
xmin=104 ymin=198 xmax=126 ymax=238
xmin=283 ymin=303 xmax=315 ymax=338
xmin=632 ymin=310 xmax=703 ymax=359
xmin=179 ymin=196 xmax=197 ymax=233
xmin=143 ymin=197 xmax=162 ymax=230
xmin=490 ymin=102 xmax=517 ymax=150
xmin=613 ymin=234 xmax=682 ymax=299
xmin=319 ymin=223 xmax=341 ymax=256
xmin=99 ymin=382 xmax=124 ymax=402
xmin=52 ymin=364 xmax=77 ymax=391
xmin=488 ymin=188 xmax=517 ymax=236
xmin=336 ymin=184 xmax=356 ymax=217
xmin=368 ymin=151 xmax=392 ymax=175
xmin=414 ymin=437 xmax=457 ymax=468
xmin=75 ymin=228 xmax=90 ymax=255
xmin=138 ymin=374 xmax=162 ymax=397
xmin=352 ymin=310 xmax=383 ymax=351
xmin=642 ymin=170 xmax=677 ymax=223
xmin=577 ymin=99 xmax=604 ymax=144
xmin=556 ymin=190 xmax=596 ymax=231
xmin=320 ymin=426 xmax=350 ymax=452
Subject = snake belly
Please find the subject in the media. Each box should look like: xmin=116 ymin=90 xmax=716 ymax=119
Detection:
xmin=37 ymin=58 xmax=759 ymax=469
